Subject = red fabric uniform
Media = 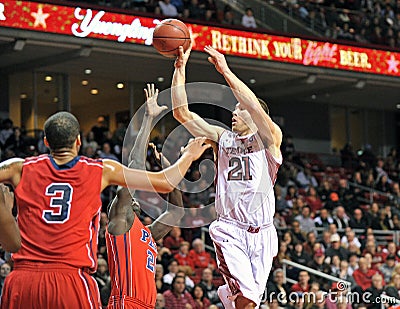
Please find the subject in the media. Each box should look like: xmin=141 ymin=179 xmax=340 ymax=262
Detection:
xmin=106 ymin=216 xmax=158 ymax=309
xmin=1 ymin=155 xmax=103 ymax=309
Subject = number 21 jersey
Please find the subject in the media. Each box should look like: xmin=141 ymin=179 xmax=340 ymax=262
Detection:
xmin=216 ymin=131 xmax=282 ymax=226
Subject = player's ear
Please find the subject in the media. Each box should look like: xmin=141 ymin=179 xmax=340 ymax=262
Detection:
xmin=76 ymin=135 xmax=81 ymax=147
xmin=43 ymin=136 xmax=49 ymax=147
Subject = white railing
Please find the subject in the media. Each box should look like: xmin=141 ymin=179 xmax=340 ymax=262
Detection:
xmin=282 ymin=259 xmax=352 ymax=288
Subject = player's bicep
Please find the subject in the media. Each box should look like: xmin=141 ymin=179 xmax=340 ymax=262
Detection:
xmin=182 ymin=112 xmax=223 ymax=142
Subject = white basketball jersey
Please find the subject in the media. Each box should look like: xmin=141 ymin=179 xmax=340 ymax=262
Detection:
xmin=215 ymin=131 xmax=282 ymax=226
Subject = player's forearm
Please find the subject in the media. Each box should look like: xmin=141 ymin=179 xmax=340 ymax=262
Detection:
xmin=172 ymin=67 xmax=191 ymax=123
xmin=222 ymin=70 xmax=259 ymax=111
xmin=0 ymin=217 xmax=21 ymax=253
xmin=128 ymin=113 xmax=154 ymax=170
xmin=160 ymin=152 xmax=194 ymax=191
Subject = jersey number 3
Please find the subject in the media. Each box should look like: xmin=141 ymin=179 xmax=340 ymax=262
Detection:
xmin=42 ymin=183 xmax=73 ymax=224
xmin=227 ymin=157 xmax=253 ymax=181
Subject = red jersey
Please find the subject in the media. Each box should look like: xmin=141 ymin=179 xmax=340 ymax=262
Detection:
xmin=106 ymin=216 xmax=158 ymax=309
xmin=13 ymin=155 xmax=103 ymax=272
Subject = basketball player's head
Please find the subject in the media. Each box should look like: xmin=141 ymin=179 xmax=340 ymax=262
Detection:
xmin=44 ymin=112 xmax=80 ymax=151
xmin=231 ymin=98 xmax=269 ymax=134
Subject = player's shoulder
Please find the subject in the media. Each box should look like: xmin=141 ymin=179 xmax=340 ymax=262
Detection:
xmin=23 ymin=154 xmax=49 ymax=165
xmin=77 ymin=156 xmax=103 ymax=167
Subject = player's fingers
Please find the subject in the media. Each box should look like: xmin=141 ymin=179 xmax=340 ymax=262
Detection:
xmin=144 ymin=88 xmax=148 ymax=99
xmin=160 ymin=105 xmax=168 ymax=111
xmin=178 ymin=46 xmax=184 ymax=57
xmin=207 ymin=57 xmax=216 ymax=65
xmin=151 ymin=83 xmax=155 ymax=96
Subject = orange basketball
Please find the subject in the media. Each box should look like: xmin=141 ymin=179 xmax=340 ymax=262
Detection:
xmin=152 ymin=19 xmax=191 ymax=58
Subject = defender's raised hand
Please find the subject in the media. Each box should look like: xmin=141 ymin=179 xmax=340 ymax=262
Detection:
xmin=204 ymin=45 xmax=230 ymax=75
xmin=144 ymin=83 xmax=167 ymax=118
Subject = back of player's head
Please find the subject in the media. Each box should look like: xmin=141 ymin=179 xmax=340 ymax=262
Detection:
xmin=257 ymin=98 xmax=269 ymax=115
xmin=44 ymin=112 xmax=80 ymax=150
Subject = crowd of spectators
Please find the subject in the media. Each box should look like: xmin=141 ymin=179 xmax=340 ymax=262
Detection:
xmin=0 ymin=115 xmax=400 ymax=308
xmin=274 ymin=0 xmax=400 ymax=48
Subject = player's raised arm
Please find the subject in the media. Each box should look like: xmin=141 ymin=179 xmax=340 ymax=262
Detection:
xmin=0 ymin=158 xmax=24 ymax=188
xmin=102 ymin=137 xmax=211 ymax=193
xmin=146 ymin=144 xmax=184 ymax=241
xmin=172 ymin=45 xmax=224 ymax=143
xmin=0 ymin=184 xmax=21 ymax=252
xmin=204 ymin=45 xmax=282 ymax=156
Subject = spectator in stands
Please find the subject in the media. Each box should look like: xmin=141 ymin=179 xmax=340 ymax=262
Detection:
xmin=90 ymin=116 xmax=108 ymax=145
xmin=305 ymin=186 xmax=323 ymax=214
xmin=320 ymin=230 xmax=332 ymax=251
xmin=281 ymin=134 xmax=296 ymax=159
xmin=380 ymin=255 xmax=396 ymax=283
xmin=156 ymin=239 xmax=173 ymax=271
xmin=282 ymin=231 xmax=295 ymax=252
xmin=176 ymin=270 xmax=195 ymax=292
xmin=353 ymin=257 xmax=379 ymax=291
xmin=325 ymin=192 xmax=341 ymax=211
xmin=0 ymin=119 xmax=13 ymax=149
xmin=164 ymin=227 xmax=185 ymax=255
xmin=174 ymin=241 xmax=194 ymax=275
xmin=221 ymin=5 xmax=235 ymax=25
xmin=0 ymin=262 xmax=11 ymax=298
xmin=367 ymin=202 xmax=382 ymax=230
xmin=337 ymin=178 xmax=359 ymax=212
xmin=303 ymin=231 xmax=318 ymax=256
xmin=348 ymin=253 xmax=359 ymax=276
xmin=294 ymin=205 xmax=316 ymax=234
xmin=275 ymin=185 xmax=290 ymax=213
xmin=325 ymin=234 xmax=349 ymax=261
xmin=163 ymin=259 xmax=181 ymax=286
xmin=156 ymin=0 xmax=179 ymax=17
xmin=337 ymin=260 xmax=356 ymax=288
xmin=188 ymin=238 xmax=217 ymax=271
xmin=349 ymin=208 xmax=369 ymax=231
xmin=191 ymin=284 xmax=211 ymax=309
xmin=267 ymin=268 xmax=290 ymax=308
xmin=314 ymin=208 xmax=334 ymax=229
xmin=290 ymin=242 xmax=311 ymax=267
xmin=364 ymin=273 xmax=385 ymax=309
xmin=4 ymin=127 xmax=26 ymax=157
xmin=307 ymin=248 xmax=331 ymax=290
xmin=155 ymin=293 xmax=166 ymax=309
xmin=184 ymin=0 xmax=205 ymax=20
xmin=94 ymin=257 xmax=110 ymax=307
xmin=341 ymin=228 xmax=362 ymax=251
xmin=98 ymin=142 xmax=119 ymax=161
xmin=156 ymin=264 xmax=170 ymax=293
xmin=198 ymin=268 xmax=221 ymax=307
xmin=241 ymin=8 xmax=257 ymax=28
xmin=330 ymin=254 xmax=341 ymax=276
xmin=273 ymin=242 xmax=291 ymax=270
xmin=163 ymin=275 xmax=196 ymax=309
xmin=333 ymin=205 xmax=351 ymax=230
xmin=340 ymin=143 xmax=356 ymax=168
xmin=290 ymin=220 xmax=307 ymax=244
xmin=296 ymin=166 xmax=318 ymax=190
xmin=318 ymin=180 xmax=333 ymax=203
xmin=384 ymin=273 xmax=400 ymax=301
xmin=383 ymin=242 xmax=400 ymax=262
xmin=291 ymin=270 xmax=310 ymax=293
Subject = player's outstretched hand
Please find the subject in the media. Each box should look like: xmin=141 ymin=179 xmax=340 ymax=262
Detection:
xmin=174 ymin=44 xmax=192 ymax=69
xmin=181 ymin=137 xmax=211 ymax=161
xmin=0 ymin=184 xmax=14 ymax=212
xmin=204 ymin=45 xmax=229 ymax=75
xmin=144 ymin=83 xmax=167 ymax=118
xmin=149 ymin=142 xmax=171 ymax=167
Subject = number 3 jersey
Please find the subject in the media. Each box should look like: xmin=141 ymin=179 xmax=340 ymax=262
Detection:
xmin=216 ymin=131 xmax=282 ymax=226
xmin=13 ymin=154 xmax=103 ymax=272
xmin=105 ymin=216 xmax=158 ymax=308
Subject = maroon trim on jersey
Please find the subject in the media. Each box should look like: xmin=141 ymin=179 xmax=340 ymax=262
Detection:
xmin=214 ymin=243 xmax=241 ymax=297
xmin=265 ymin=149 xmax=281 ymax=185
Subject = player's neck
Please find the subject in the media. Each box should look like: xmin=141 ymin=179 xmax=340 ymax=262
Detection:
xmin=50 ymin=148 xmax=78 ymax=165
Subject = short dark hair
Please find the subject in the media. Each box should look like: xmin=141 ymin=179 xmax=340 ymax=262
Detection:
xmin=44 ymin=112 xmax=80 ymax=150
xmin=257 ymin=98 xmax=269 ymax=115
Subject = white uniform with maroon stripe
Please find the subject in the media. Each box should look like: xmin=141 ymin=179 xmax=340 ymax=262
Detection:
xmin=209 ymin=130 xmax=281 ymax=308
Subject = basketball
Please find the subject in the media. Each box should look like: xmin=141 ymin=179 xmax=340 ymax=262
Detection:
xmin=152 ymin=19 xmax=191 ymax=58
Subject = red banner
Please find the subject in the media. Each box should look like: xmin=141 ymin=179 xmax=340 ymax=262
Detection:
xmin=0 ymin=1 xmax=399 ymax=76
